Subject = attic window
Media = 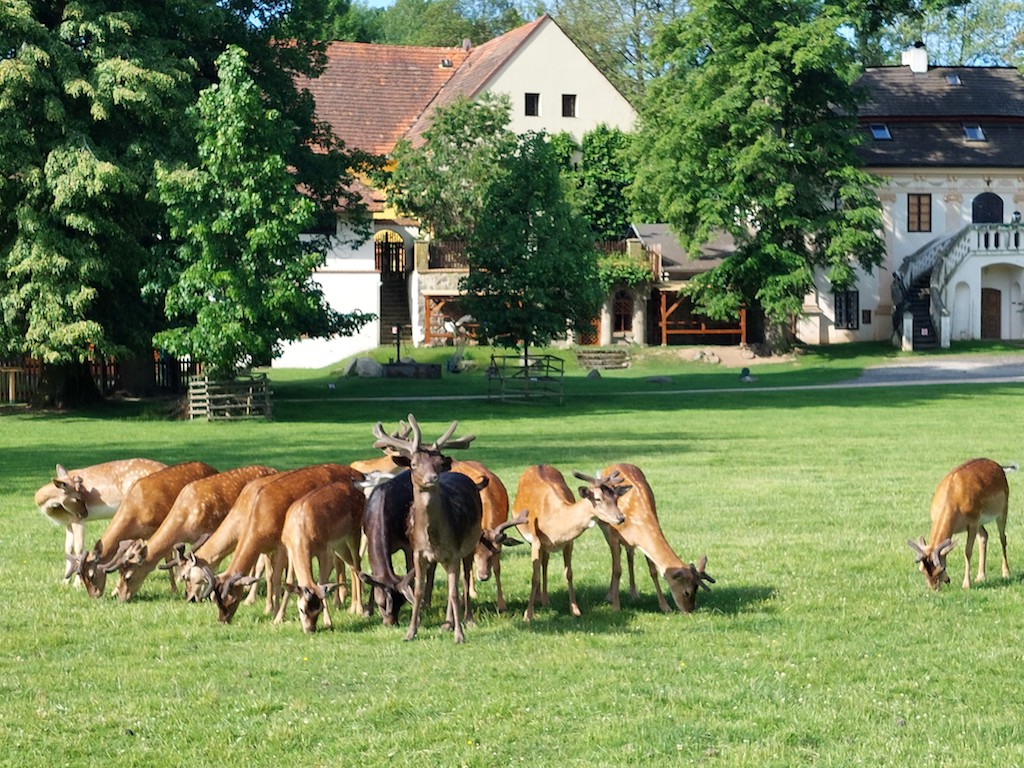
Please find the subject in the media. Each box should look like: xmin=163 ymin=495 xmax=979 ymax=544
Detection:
xmin=963 ymin=124 xmax=986 ymax=141
xmin=945 ymin=73 xmax=962 ymax=85
xmin=440 ymin=58 xmax=453 ymax=68
xmin=869 ymin=123 xmax=892 ymax=140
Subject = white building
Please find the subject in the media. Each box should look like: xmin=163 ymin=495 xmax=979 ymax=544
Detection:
xmin=276 ymin=15 xmax=637 ymax=367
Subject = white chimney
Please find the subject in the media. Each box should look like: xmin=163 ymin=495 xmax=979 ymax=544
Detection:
xmin=901 ymin=42 xmax=928 ymax=74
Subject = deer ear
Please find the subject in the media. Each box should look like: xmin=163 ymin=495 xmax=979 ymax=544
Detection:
xmin=578 ymin=486 xmax=595 ymax=501
xmin=614 ymin=484 xmax=632 ymax=498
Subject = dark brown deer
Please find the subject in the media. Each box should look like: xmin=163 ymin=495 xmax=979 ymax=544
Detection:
xmin=371 ymin=414 xmax=482 ymax=643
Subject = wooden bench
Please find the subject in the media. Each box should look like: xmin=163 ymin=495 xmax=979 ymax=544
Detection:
xmin=575 ymin=349 xmax=631 ymax=370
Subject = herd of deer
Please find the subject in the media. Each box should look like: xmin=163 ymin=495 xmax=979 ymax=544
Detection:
xmin=32 ymin=414 xmax=715 ymax=643
xmin=33 ymin=413 xmax=1016 ymax=643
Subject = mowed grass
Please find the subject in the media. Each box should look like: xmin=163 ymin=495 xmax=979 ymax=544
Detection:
xmin=3 ymin=344 xmax=1024 ymax=767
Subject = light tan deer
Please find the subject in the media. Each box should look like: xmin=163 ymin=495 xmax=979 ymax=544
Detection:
xmin=509 ymin=465 xmax=630 ymax=621
xmin=76 ymin=461 xmax=219 ymax=597
xmin=35 ymin=459 xmax=167 ymax=580
xmin=114 ymin=465 xmax=277 ymax=602
xmin=908 ymin=458 xmax=1016 ymax=590
xmin=598 ymin=463 xmax=713 ymax=613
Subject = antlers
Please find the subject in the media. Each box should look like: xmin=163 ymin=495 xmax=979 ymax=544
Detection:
xmin=372 ymin=414 xmax=476 ymax=458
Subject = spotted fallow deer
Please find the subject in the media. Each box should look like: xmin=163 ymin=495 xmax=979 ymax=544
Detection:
xmin=114 ymin=465 xmax=277 ymax=602
xmin=76 ymin=461 xmax=219 ymax=598
xmin=908 ymin=458 xmax=1017 ymax=590
xmin=598 ymin=463 xmax=714 ymax=613
xmin=275 ymin=478 xmax=366 ymax=632
xmin=371 ymin=415 xmax=482 ymax=643
xmin=177 ymin=470 xmax=285 ymax=603
xmin=204 ymin=464 xmax=363 ymax=624
xmin=35 ymin=458 xmax=167 ymax=580
xmin=508 ymin=465 xmax=631 ymax=621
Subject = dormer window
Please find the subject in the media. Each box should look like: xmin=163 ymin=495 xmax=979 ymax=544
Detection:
xmin=945 ymin=73 xmax=962 ymax=85
xmin=869 ymin=123 xmax=892 ymax=140
xmin=963 ymin=124 xmax=986 ymax=141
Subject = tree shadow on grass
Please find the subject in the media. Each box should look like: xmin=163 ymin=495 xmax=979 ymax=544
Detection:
xmin=702 ymin=584 xmax=777 ymax=616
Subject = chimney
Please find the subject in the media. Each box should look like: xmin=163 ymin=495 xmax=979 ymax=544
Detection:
xmin=901 ymin=41 xmax=928 ymax=74
xmin=461 ymin=38 xmax=472 ymax=52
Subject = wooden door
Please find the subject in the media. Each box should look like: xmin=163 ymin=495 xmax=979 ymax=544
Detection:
xmin=981 ymin=287 xmax=1001 ymax=339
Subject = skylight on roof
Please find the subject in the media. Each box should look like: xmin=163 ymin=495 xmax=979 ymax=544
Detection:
xmin=963 ymin=124 xmax=986 ymax=141
xmin=869 ymin=123 xmax=892 ymax=140
xmin=945 ymin=73 xmax=963 ymax=85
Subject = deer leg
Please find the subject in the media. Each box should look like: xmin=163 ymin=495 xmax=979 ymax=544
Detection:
xmin=625 ymin=545 xmax=639 ymax=601
xmin=539 ymin=549 xmax=551 ymax=606
xmin=492 ymin=551 xmax=506 ymax=613
xmin=962 ymin=527 xmax=978 ymax=589
xmin=603 ymin=524 xmax=622 ymax=610
xmin=975 ymin=524 xmax=990 ymax=583
xmin=462 ymin=554 xmax=475 ymax=627
xmin=342 ymin=541 xmax=364 ymax=615
xmin=268 ymin=549 xmax=286 ymax=616
xmin=646 ymin=555 xmax=671 ymax=613
xmin=998 ymin=513 xmax=1010 ymax=578
xmin=564 ymin=541 xmax=580 ymax=617
xmin=405 ymin=553 xmax=426 ymax=641
xmin=448 ymin=567 xmax=465 ymax=644
xmin=524 ymin=543 xmax=543 ymax=622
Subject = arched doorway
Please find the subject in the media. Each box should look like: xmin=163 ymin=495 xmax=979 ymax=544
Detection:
xmin=374 ymin=230 xmax=406 ymax=275
xmin=973 ymin=192 xmax=1004 ymax=224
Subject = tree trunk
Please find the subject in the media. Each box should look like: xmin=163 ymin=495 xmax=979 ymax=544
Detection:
xmin=31 ymin=362 xmax=103 ymax=409
xmin=763 ymin=321 xmax=795 ymax=354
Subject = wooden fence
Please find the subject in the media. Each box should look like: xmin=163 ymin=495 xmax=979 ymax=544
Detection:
xmin=486 ymin=354 xmax=564 ymax=404
xmin=187 ymin=374 xmax=272 ymax=421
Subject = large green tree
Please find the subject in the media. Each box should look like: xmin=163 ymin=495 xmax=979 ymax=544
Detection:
xmin=384 ymin=93 xmax=516 ymax=240
xmin=156 ymin=46 xmax=370 ymax=379
xmin=461 ymin=132 xmax=603 ymax=358
xmin=0 ymin=1 xmax=366 ymax=404
xmin=630 ymin=0 xmax=886 ymax=348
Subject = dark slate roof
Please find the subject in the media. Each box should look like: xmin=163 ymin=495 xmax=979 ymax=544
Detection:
xmin=630 ymin=223 xmax=733 ymax=276
xmin=855 ymin=65 xmax=1024 ymax=168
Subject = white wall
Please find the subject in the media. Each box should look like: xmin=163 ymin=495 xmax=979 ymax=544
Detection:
xmin=485 ymin=19 xmax=636 ymax=142
xmin=274 ymin=226 xmax=380 ymax=368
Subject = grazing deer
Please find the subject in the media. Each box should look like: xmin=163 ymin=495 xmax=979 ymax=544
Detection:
xmin=275 ymin=478 xmax=366 ymax=632
xmin=359 ymin=468 xmax=418 ymax=626
xmin=35 ymin=459 xmax=166 ymax=581
xmin=114 ymin=465 xmax=277 ymax=602
xmin=598 ymin=463 xmax=713 ymax=613
xmin=204 ymin=464 xmax=363 ymax=624
xmin=908 ymin=458 xmax=1016 ymax=590
xmin=450 ymin=459 xmax=514 ymax=612
xmin=371 ymin=414 xmax=482 ymax=643
xmin=76 ymin=462 xmax=219 ymax=597
xmin=509 ymin=465 xmax=630 ymax=621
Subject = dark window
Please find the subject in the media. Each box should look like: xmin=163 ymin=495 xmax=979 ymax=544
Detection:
xmin=908 ymin=194 xmax=931 ymax=232
xmin=972 ymin=192 xmax=1003 ymax=224
xmin=834 ymin=291 xmax=859 ymax=330
xmin=613 ymin=289 xmax=633 ymax=334
xmin=525 ymin=93 xmax=540 ymax=116
xmin=562 ymin=94 xmax=577 ymax=118
xmin=945 ymin=73 xmax=962 ymax=85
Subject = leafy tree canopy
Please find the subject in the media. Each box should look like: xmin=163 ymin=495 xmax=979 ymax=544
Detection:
xmin=155 ymin=46 xmax=371 ymax=379
xmin=461 ymin=131 xmax=603 ymax=355
xmin=630 ymin=0 xmax=886 ymax=343
xmin=383 ymin=93 xmax=517 ymax=240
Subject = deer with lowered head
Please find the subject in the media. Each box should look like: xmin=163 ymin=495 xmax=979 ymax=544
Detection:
xmin=907 ymin=457 xmax=1017 ymax=590
xmin=505 ymin=465 xmax=631 ymax=621
xmin=76 ymin=461 xmax=219 ymax=598
xmin=114 ymin=465 xmax=277 ymax=602
xmin=371 ymin=414 xmax=483 ymax=643
xmin=275 ymin=477 xmax=367 ymax=632
xmin=598 ymin=463 xmax=713 ymax=613
xmin=35 ymin=459 xmax=167 ymax=581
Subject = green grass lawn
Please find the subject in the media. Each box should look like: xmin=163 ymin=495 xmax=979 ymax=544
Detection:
xmin=3 ymin=342 xmax=1024 ymax=767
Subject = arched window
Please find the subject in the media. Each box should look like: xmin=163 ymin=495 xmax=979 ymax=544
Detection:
xmin=972 ymin=192 xmax=1004 ymax=224
xmin=374 ymin=230 xmax=405 ymax=274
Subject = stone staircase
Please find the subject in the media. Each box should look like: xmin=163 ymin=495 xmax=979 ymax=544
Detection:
xmin=378 ymin=274 xmax=411 ymax=345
